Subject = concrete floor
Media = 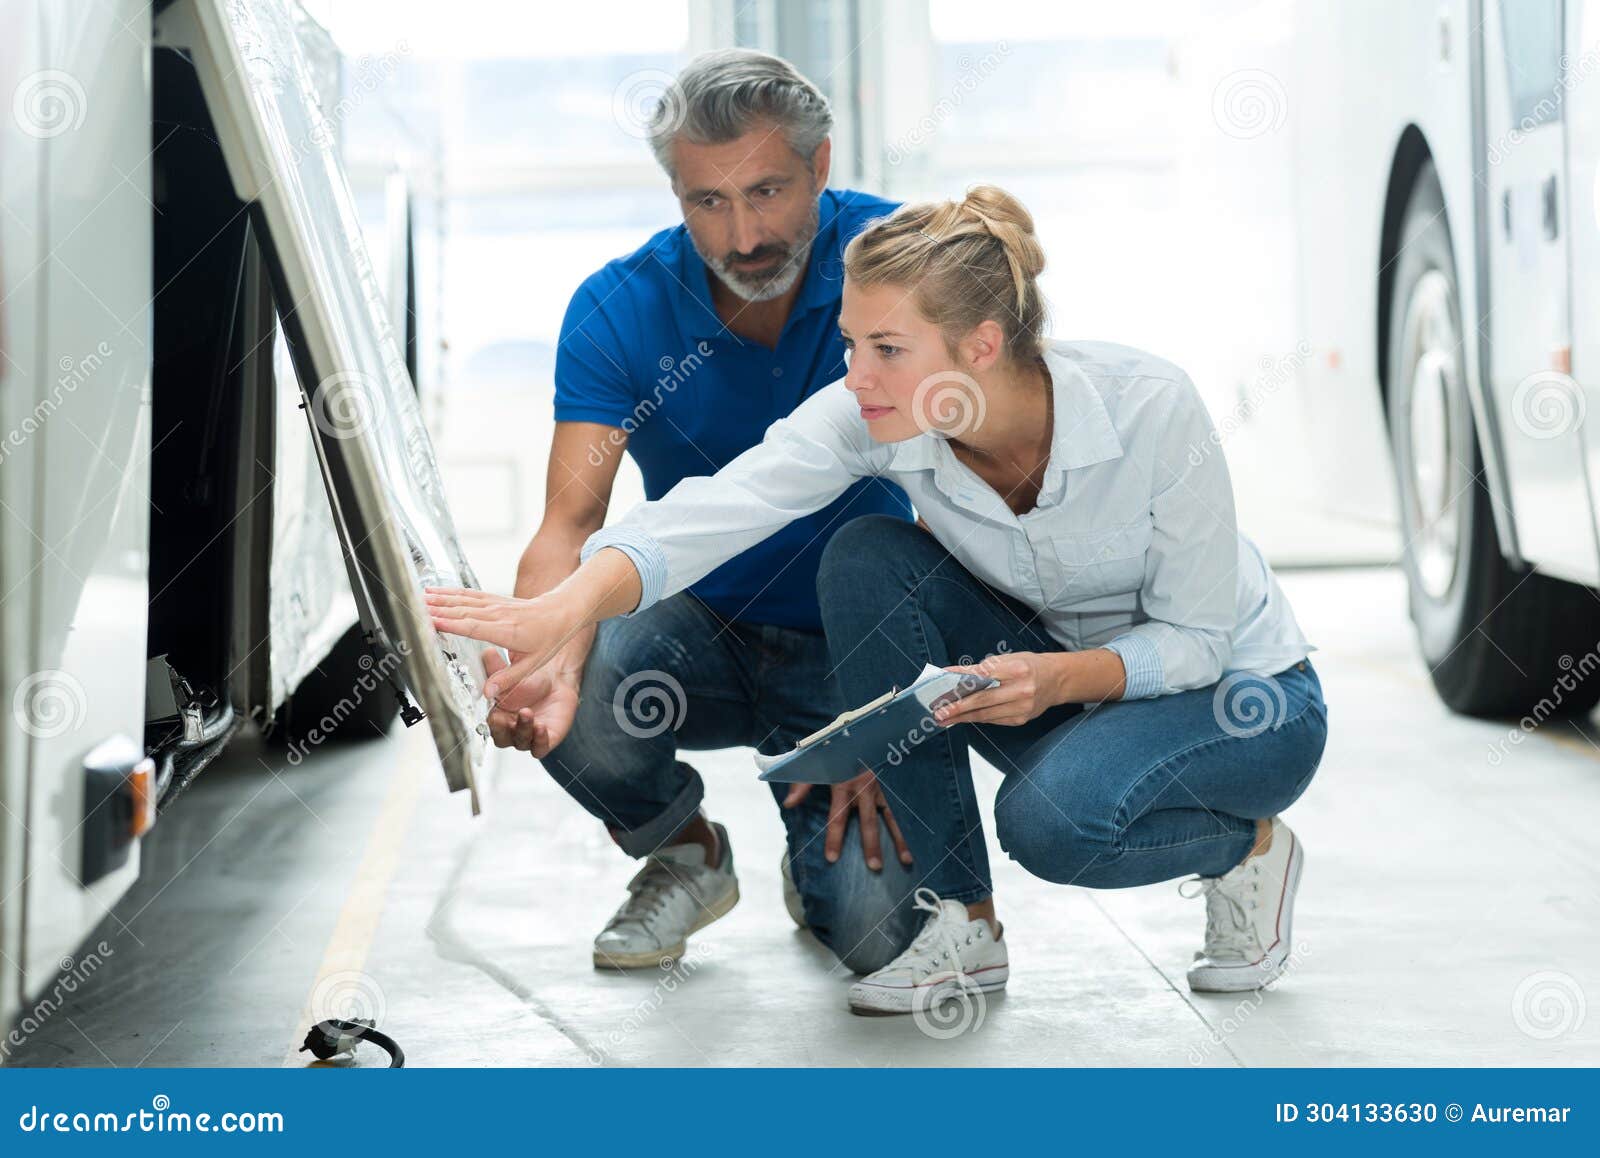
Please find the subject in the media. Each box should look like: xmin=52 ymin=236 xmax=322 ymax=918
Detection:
xmin=10 ymin=567 xmax=1600 ymax=1067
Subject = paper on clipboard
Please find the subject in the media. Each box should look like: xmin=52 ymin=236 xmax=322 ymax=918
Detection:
xmin=752 ymin=664 xmax=998 ymax=781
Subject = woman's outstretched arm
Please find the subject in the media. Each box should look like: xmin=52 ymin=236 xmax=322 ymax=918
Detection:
xmin=426 ymin=379 xmax=888 ymax=700
xmin=426 ymin=544 xmax=643 ymax=701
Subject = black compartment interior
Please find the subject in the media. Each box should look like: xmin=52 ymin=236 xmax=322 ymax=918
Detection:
xmin=145 ymin=46 xmax=253 ymax=696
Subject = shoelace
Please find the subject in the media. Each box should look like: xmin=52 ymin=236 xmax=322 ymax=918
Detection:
xmin=899 ymin=887 xmax=982 ymax=982
xmin=613 ymin=858 xmax=692 ymax=930
xmin=1178 ymin=870 xmax=1262 ymax=961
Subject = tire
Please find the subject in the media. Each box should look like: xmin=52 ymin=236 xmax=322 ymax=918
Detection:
xmin=1386 ymin=160 xmax=1600 ymax=719
xmin=272 ymin=623 xmax=400 ymax=744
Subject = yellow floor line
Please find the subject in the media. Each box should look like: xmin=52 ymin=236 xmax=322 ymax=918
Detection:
xmin=1542 ymin=727 xmax=1600 ymax=760
xmin=282 ymin=726 xmax=428 ymax=1067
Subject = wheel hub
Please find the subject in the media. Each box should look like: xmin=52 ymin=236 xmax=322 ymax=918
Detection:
xmin=1400 ymin=271 xmax=1463 ymax=600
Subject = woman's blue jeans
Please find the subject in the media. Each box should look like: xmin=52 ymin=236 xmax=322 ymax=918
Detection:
xmin=815 ymin=515 xmax=1330 ymax=904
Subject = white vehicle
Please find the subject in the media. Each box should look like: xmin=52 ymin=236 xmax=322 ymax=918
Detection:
xmin=1 ymin=0 xmax=488 ymax=1040
xmin=1285 ymin=0 xmax=1600 ymax=716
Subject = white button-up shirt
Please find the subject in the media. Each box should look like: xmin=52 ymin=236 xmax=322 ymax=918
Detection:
xmin=582 ymin=339 xmax=1313 ymax=698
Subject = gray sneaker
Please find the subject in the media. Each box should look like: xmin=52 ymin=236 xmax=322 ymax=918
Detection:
xmin=592 ymin=822 xmax=738 ymax=969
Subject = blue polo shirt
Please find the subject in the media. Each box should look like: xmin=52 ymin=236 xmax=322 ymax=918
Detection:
xmin=553 ymin=188 xmax=912 ymax=631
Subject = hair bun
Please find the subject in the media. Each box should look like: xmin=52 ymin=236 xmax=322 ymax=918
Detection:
xmin=959 ymin=184 xmax=1046 ymax=282
xmin=843 ymin=183 xmax=1049 ymax=363
xmin=960 ymin=184 xmax=1032 ymax=231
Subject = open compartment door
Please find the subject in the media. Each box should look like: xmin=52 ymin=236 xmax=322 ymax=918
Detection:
xmin=160 ymin=0 xmax=490 ymax=810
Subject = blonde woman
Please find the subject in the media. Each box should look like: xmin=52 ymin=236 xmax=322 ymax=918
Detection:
xmin=427 ymin=186 xmax=1327 ymax=1016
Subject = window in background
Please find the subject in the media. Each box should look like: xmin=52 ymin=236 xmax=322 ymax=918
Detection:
xmin=876 ymin=1 xmax=1179 ymax=348
xmin=723 ymin=0 xmax=866 ymax=186
xmin=860 ymin=0 xmax=1363 ymax=565
xmin=309 ymin=0 xmax=1371 ymax=578
xmin=1498 ymin=0 xmax=1564 ymax=125
xmin=313 ymin=0 xmax=692 ymax=583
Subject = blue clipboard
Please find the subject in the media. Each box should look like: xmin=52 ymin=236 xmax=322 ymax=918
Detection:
xmin=754 ymin=664 xmax=999 ymax=785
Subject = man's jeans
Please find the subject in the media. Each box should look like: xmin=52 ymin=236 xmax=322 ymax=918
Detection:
xmin=816 ymin=515 xmax=1330 ymax=903
xmin=542 ymin=592 xmax=922 ymax=974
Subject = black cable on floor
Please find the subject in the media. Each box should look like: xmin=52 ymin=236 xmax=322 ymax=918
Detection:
xmin=299 ymin=1019 xmax=405 ymax=1068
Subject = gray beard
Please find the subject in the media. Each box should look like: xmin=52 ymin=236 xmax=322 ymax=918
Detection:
xmin=697 ymin=204 xmax=820 ymax=303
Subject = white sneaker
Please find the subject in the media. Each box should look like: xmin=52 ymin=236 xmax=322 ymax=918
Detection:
xmin=592 ymin=822 xmax=739 ymax=970
xmin=847 ymin=888 xmax=1008 ymax=1016
xmin=780 ymin=851 xmax=807 ymax=930
xmin=1182 ymin=817 xmax=1305 ymax=992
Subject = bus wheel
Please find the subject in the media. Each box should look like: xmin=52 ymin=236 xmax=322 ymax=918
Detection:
xmin=1386 ymin=160 xmax=1600 ymax=719
xmin=270 ymin=623 xmax=401 ymax=746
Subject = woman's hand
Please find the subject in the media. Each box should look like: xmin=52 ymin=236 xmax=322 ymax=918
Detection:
xmin=424 ymin=587 xmax=584 ymax=701
xmin=429 ymin=546 xmax=645 ymax=704
xmin=935 ymin=648 xmax=1129 ymax=724
xmin=933 ymin=652 xmax=1067 ymax=727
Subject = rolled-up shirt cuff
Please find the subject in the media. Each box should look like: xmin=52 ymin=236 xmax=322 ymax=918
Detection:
xmin=1104 ymin=632 xmax=1165 ymax=700
xmin=580 ymin=526 xmax=667 ymax=617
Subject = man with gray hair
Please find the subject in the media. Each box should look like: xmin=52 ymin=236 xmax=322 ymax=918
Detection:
xmin=486 ymin=49 xmax=920 ymax=976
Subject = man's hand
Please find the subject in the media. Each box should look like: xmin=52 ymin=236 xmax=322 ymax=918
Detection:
xmin=783 ymin=768 xmax=913 ymax=871
xmin=481 ymin=649 xmax=580 ymax=757
xmin=493 ymin=420 xmax=626 ymax=746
